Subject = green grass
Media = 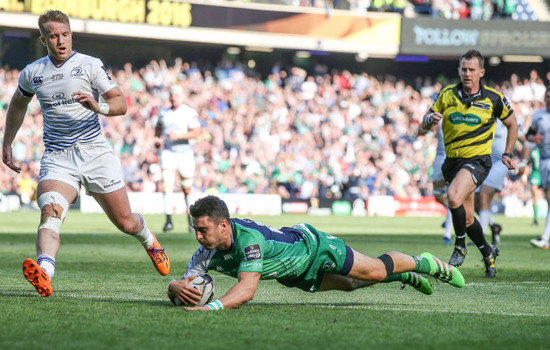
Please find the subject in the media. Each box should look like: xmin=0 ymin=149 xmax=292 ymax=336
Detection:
xmin=1 ymin=211 xmax=549 ymax=350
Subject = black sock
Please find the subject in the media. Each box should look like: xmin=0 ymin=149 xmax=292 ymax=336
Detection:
xmin=466 ymin=218 xmax=492 ymax=257
xmin=166 ymin=214 xmax=172 ymax=224
xmin=450 ymin=205 xmax=467 ymax=247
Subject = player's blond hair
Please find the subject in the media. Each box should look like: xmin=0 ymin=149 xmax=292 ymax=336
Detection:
xmin=38 ymin=10 xmax=71 ymax=36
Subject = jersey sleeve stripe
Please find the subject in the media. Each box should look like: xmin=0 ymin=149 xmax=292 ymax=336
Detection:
xmin=18 ymin=85 xmax=34 ymax=98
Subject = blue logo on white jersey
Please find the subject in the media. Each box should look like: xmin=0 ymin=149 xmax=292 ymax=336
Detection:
xmin=52 ymin=92 xmax=65 ymax=100
xmin=71 ymin=66 xmax=83 ymax=77
xmin=41 ymin=97 xmax=77 ymax=109
xmin=33 ymin=76 xmax=43 ymax=86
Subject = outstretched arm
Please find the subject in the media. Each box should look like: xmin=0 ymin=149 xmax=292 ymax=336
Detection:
xmin=72 ymin=86 xmax=127 ymax=116
xmin=185 ymin=271 xmax=261 ymax=311
xmin=2 ymin=90 xmax=32 ymax=173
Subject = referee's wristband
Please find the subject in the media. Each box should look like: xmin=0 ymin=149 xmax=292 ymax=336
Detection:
xmin=205 ymin=299 xmax=224 ymax=310
xmin=502 ymin=153 xmax=513 ymax=158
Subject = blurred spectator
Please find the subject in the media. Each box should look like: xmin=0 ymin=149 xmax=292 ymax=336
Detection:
xmin=0 ymin=62 xmax=546 ymax=212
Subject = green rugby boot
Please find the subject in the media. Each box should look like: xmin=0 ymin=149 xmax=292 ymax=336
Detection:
xmin=420 ymin=252 xmax=465 ymax=288
xmin=401 ymin=272 xmax=433 ymax=295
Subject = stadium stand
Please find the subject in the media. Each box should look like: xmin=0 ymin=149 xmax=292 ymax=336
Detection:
xmin=0 ymin=62 xmax=546 ymax=210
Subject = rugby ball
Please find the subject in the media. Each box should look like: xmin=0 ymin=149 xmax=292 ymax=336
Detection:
xmin=170 ymin=274 xmax=215 ymax=307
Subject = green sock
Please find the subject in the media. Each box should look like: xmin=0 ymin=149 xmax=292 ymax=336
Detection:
xmin=534 ymin=204 xmax=539 ymax=222
xmin=413 ymin=255 xmax=432 ymax=274
xmin=383 ymin=272 xmax=408 ymax=283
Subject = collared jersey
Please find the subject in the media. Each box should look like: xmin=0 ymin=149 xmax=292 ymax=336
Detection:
xmin=18 ymin=51 xmax=117 ymax=152
xmin=431 ymin=83 xmax=513 ymax=158
xmin=185 ymin=218 xmax=317 ymax=282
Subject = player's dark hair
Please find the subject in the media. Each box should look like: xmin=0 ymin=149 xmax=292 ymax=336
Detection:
xmin=189 ymin=196 xmax=230 ymax=223
xmin=459 ymin=49 xmax=484 ymax=69
xmin=38 ymin=10 xmax=71 ymax=36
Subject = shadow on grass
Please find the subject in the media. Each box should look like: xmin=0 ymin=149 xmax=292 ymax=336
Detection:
xmin=0 ymin=289 xmax=418 ymax=309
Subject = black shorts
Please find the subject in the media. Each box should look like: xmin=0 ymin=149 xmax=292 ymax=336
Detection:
xmin=442 ymin=155 xmax=492 ymax=187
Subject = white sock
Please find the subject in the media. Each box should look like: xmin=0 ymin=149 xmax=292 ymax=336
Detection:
xmin=444 ymin=207 xmax=453 ymax=239
xmin=542 ymin=211 xmax=550 ymax=242
xmin=164 ymin=192 xmax=174 ymax=216
xmin=479 ymin=210 xmax=492 ymax=235
xmin=37 ymin=254 xmax=55 ymax=278
xmin=133 ymin=214 xmax=155 ymax=248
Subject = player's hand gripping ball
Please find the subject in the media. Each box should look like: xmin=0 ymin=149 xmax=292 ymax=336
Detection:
xmin=169 ymin=274 xmax=215 ymax=307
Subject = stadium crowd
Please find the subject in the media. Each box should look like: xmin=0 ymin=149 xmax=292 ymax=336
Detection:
xmin=249 ymin=0 xmax=537 ymax=20
xmin=0 ymin=59 xmax=547 ymax=209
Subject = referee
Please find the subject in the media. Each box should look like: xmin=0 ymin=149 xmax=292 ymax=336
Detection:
xmin=420 ymin=49 xmax=518 ymax=278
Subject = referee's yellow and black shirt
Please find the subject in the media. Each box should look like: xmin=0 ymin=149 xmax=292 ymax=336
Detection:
xmin=431 ymin=82 xmax=513 ymax=159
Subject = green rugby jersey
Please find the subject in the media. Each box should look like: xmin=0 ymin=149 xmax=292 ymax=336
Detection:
xmin=184 ymin=219 xmax=318 ymax=283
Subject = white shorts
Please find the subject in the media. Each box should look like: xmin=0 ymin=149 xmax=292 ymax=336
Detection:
xmin=432 ymin=154 xmax=446 ymax=183
xmin=540 ymin=158 xmax=550 ymax=190
xmin=480 ymin=157 xmax=508 ymax=191
xmin=160 ymin=149 xmax=195 ymax=178
xmin=39 ymin=137 xmax=125 ymax=195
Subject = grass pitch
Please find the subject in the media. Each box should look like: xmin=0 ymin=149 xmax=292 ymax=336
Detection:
xmin=1 ymin=211 xmax=549 ymax=350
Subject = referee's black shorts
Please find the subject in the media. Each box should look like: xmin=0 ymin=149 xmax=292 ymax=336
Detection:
xmin=442 ymin=155 xmax=492 ymax=186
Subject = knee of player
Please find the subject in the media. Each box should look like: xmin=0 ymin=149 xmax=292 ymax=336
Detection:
xmin=181 ymin=178 xmax=193 ymax=192
xmin=446 ymin=192 xmax=462 ymax=208
xmin=368 ymin=266 xmax=387 ymax=282
xmin=40 ymin=203 xmax=56 ymax=220
xmin=38 ymin=192 xmax=69 ymax=234
xmin=115 ymin=217 xmax=140 ymax=234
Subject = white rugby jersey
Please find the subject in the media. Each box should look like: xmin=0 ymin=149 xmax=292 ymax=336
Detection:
xmin=18 ymin=51 xmax=117 ymax=151
xmin=531 ymin=108 xmax=550 ymax=160
xmin=157 ymin=104 xmax=200 ymax=153
xmin=435 ymin=126 xmax=445 ymax=158
xmin=490 ymin=119 xmax=508 ymax=159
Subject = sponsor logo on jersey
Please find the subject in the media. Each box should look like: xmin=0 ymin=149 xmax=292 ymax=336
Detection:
xmin=449 ymin=113 xmax=481 ymax=126
xmin=71 ymin=66 xmax=83 ymax=77
xmin=244 ymin=244 xmax=261 ymax=261
xmin=41 ymin=97 xmax=78 ymax=109
xmin=51 ymin=73 xmax=64 ymax=81
xmin=32 ymin=76 xmax=44 ymax=86
xmin=472 ymin=102 xmax=491 ymax=111
xmin=52 ymin=92 xmax=65 ymax=100
xmin=322 ymin=260 xmax=336 ymax=272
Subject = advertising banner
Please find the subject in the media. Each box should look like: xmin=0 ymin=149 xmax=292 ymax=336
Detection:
xmin=400 ymin=17 xmax=550 ymax=57
xmin=1 ymin=0 xmax=400 ymax=54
